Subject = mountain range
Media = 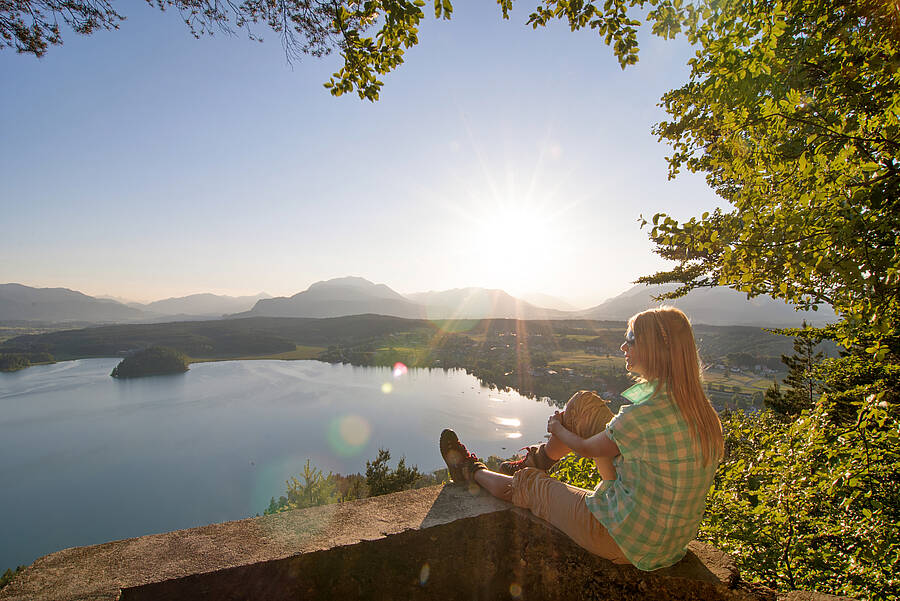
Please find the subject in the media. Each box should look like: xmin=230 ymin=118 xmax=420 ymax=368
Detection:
xmin=1 ymin=278 xmax=835 ymax=327
xmin=0 ymin=284 xmax=269 ymax=324
xmin=580 ymin=284 xmax=837 ymax=327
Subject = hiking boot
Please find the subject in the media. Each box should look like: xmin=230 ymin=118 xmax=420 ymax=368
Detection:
xmin=440 ymin=429 xmax=486 ymax=484
xmin=500 ymin=443 xmax=558 ymax=475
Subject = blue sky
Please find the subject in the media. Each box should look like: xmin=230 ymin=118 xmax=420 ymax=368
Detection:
xmin=1 ymin=3 xmax=722 ymax=308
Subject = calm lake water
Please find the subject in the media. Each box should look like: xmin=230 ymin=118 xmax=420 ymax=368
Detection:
xmin=0 ymin=359 xmax=555 ymax=570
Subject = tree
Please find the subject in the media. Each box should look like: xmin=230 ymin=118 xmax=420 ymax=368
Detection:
xmin=638 ymin=0 xmax=899 ymax=358
xmin=765 ymin=323 xmax=825 ymax=416
xmin=265 ymin=449 xmax=436 ymax=515
xmin=4 ymin=0 xmax=443 ymax=100
xmin=265 ymin=458 xmax=338 ymax=514
xmin=3 ymin=0 xmax=730 ymax=101
xmin=763 ymin=378 xmax=783 ymax=411
xmin=0 ymin=566 xmax=25 ymax=592
xmin=364 ymin=448 xmax=422 ymax=496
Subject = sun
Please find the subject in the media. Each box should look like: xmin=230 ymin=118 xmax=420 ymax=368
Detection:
xmin=458 ymin=198 xmax=569 ymax=295
xmin=476 ymin=207 xmax=546 ymax=267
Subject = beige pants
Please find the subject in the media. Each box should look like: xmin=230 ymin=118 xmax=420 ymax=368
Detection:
xmin=509 ymin=390 xmax=629 ymax=564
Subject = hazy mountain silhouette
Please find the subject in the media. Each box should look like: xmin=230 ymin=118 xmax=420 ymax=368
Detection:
xmin=518 ymin=292 xmax=578 ymax=312
xmin=0 ymin=283 xmax=148 ymax=322
xmin=406 ymin=288 xmax=567 ymax=320
xmin=580 ymin=284 xmax=837 ymax=327
xmin=239 ymin=277 xmax=424 ymax=319
xmin=140 ymin=292 xmax=271 ymax=316
xmin=2 ymin=279 xmax=838 ymax=327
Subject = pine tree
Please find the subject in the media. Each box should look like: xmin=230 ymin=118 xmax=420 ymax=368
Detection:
xmin=764 ymin=322 xmax=824 ymax=416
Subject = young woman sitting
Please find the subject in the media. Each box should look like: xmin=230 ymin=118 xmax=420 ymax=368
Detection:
xmin=439 ymin=306 xmax=724 ymax=570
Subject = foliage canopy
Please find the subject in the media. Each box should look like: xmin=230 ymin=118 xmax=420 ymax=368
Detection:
xmin=641 ymin=0 xmax=900 ymax=357
xmin=110 ymin=345 xmax=189 ymax=378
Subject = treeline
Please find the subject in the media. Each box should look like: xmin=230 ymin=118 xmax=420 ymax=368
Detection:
xmin=265 ymin=449 xmax=442 ymax=514
xmin=265 ymin=449 xmax=513 ymax=515
xmin=0 ymin=352 xmax=54 ymax=372
xmin=319 ymin=329 xmax=634 ymax=406
xmin=0 ymin=315 xmax=808 ymax=364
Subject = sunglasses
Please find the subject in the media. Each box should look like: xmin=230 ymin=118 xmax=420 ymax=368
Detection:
xmin=625 ymin=330 xmax=636 ymax=346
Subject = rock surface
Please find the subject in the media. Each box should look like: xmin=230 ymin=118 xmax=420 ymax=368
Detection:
xmin=0 ymin=484 xmax=850 ymax=601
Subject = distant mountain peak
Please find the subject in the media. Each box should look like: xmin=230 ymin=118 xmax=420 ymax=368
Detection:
xmin=0 ymin=283 xmax=148 ymax=323
xmin=582 ymin=284 xmax=836 ymax=327
xmin=308 ymin=276 xmax=376 ymax=289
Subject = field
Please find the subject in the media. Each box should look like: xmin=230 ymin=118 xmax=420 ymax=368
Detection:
xmin=188 ymin=345 xmax=325 ymax=363
xmin=548 ymin=352 xmax=624 ymax=370
xmin=550 ymin=351 xmax=785 ymax=397
xmin=703 ymin=367 xmax=784 ymax=392
xmin=0 ymin=324 xmax=77 ymax=344
xmin=373 ymin=345 xmax=431 ymax=366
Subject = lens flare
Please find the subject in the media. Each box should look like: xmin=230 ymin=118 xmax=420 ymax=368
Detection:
xmin=326 ymin=415 xmax=371 ymax=457
xmin=510 ymin=582 xmax=523 ymax=598
xmin=392 ymin=362 xmax=408 ymax=378
xmin=381 ymin=382 xmax=393 ymax=394
xmin=419 ymin=563 xmax=430 ymax=586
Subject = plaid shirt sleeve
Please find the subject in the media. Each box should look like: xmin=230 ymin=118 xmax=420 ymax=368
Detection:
xmin=605 ymin=403 xmax=644 ymax=460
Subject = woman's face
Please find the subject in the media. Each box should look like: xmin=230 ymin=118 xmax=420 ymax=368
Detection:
xmin=621 ymin=328 xmax=647 ymax=377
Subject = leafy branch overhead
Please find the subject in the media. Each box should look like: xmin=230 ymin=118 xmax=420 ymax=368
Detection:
xmin=635 ymin=0 xmax=900 ymax=355
xmin=5 ymin=0 xmax=704 ymax=100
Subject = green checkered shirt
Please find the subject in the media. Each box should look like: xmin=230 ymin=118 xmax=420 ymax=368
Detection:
xmin=585 ymin=381 xmax=719 ymax=570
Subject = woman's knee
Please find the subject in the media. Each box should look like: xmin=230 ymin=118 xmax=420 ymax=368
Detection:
xmin=564 ymin=389 xmax=594 ymax=412
xmin=562 ymin=390 xmax=609 ymax=436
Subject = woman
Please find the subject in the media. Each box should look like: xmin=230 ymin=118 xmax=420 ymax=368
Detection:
xmin=439 ymin=306 xmax=724 ymax=570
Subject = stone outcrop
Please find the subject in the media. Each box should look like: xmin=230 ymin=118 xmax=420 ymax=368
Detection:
xmin=0 ymin=484 xmax=852 ymax=601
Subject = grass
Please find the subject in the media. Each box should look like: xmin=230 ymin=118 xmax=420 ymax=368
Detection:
xmin=188 ymin=345 xmax=325 ymax=363
xmin=548 ymin=352 xmax=625 ymax=370
xmin=703 ymin=368 xmax=785 ymax=393
xmin=563 ymin=334 xmax=602 ymax=342
xmin=373 ymin=346 xmax=431 ymax=366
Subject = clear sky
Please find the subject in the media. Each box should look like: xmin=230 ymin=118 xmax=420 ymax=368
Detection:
xmin=1 ymin=3 xmax=722 ymax=308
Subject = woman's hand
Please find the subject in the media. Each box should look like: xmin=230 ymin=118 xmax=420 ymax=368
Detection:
xmin=547 ymin=411 xmax=564 ymax=434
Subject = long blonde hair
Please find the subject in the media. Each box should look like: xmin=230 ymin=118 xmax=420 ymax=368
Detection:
xmin=628 ymin=306 xmax=724 ymax=465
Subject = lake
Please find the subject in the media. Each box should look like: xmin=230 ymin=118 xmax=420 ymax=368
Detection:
xmin=0 ymin=359 xmax=555 ymax=570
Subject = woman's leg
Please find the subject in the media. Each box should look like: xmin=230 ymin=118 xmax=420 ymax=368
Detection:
xmin=510 ymin=467 xmax=628 ymax=563
xmin=544 ymin=435 xmax=574 ymax=461
xmin=473 ymin=469 xmax=513 ymax=502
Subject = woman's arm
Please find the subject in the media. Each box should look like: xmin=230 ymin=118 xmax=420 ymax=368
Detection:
xmin=548 ymin=413 xmax=621 ymax=458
